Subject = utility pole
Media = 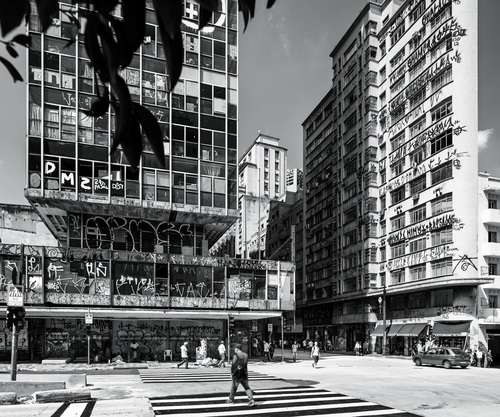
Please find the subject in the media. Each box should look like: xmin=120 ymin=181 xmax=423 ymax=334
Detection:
xmin=382 ymin=285 xmax=387 ymax=356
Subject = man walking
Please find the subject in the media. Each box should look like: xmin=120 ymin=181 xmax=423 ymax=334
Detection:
xmin=227 ymin=343 xmax=255 ymax=407
xmin=217 ymin=340 xmax=226 ymax=367
xmin=311 ymin=341 xmax=320 ymax=368
xmin=177 ymin=341 xmax=189 ymax=369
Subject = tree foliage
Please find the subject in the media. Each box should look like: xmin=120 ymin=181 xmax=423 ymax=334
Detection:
xmin=0 ymin=0 xmax=275 ymax=170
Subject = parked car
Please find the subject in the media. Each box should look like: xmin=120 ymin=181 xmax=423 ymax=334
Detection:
xmin=413 ymin=347 xmax=470 ymax=369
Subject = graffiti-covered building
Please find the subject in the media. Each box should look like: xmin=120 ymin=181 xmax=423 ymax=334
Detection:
xmin=0 ymin=0 xmax=294 ymax=362
xmin=301 ymin=0 xmax=492 ymax=354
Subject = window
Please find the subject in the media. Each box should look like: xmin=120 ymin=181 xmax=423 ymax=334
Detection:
xmin=432 ymin=193 xmax=452 ymax=215
xmin=392 ymin=269 xmax=405 ymax=284
xmin=431 ymin=161 xmax=453 ymax=184
xmin=390 ymin=22 xmax=405 ymax=46
xmin=409 ymin=238 xmax=426 ymax=253
xmin=431 ymin=66 xmax=452 ymax=92
xmin=488 ymin=231 xmax=498 ymax=243
xmin=409 ymin=117 xmax=426 ymax=138
xmin=489 ymin=199 xmax=498 ymax=209
xmin=391 ymin=214 xmax=405 ymax=230
xmin=431 ymin=288 xmax=453 ymax=306
xmin=410 ymin=264 xmax=426 ymax=281
xmin=391 ymin=186 xmax=405 ymax=204
xmin=489 ymin=264 xmax=498 ymax=276
xmin=430 ymin=130 xmax=453 ymax=155
xmin=410 ymin=146 xmax=427 ymax=166
xmin=431 ymin=98 xmax=452 ymax=123
xmin=380 ymin=66 xmax=387 ymax=83
xmin=380 ymin=92 xmax=387 ymax=107
xmin=410 ymin=175 xmax=426 ymax=194
xmin=390 ymin=132 xmax=405 ymax=151
xmin=380 ymin=41 xmax=386 ymax=57
xmin=431 ymin=258 xmax=453 ymax=277
xmin=430 ymin=5 xmax=451 ymax=29
xmin=391 ymin=159 xmax=405 ymax=176
xmin=380 ymin=246 xmax=386 ymax=262
xmin=410 ymin=205 xmax=426 ymax=224
xmin=409 ymin=87 xmax=426 ymax=109
xmin=391 ymin=243 xmax=405 ymax=258
xmin=431 ymin=227 xmax=452 ymax=246
xmin=409 ymin=1 xmax=425 ymax=23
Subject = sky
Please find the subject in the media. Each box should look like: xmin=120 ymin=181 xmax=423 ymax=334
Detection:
xmin=0 ymin=0 xmax=499 ymax=206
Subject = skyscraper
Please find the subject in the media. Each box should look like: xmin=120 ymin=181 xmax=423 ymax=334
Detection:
xmin=10 ymin=0 xmax=294 ymax=361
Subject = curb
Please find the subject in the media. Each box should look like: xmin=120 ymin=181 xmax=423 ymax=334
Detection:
xmin=34 ymin=388 xmax=91 ymax=403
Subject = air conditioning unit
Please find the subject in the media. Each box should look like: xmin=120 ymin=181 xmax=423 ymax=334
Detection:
xmin=413 ymin=193 xmax=420 ymax=200
xmin=52 ymin=18 xmax=61 ymax=26
xmin=143 ymin=36 xmax=152 ymax=44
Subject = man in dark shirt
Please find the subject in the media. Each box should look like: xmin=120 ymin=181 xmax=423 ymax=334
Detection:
xmin=227 ymin=343 xmax=255 ymax=407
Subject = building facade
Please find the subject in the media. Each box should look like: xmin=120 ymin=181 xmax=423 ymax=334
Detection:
xmin=302 ymin=0 xmax=490 ymax=354
xmin=0 ymin=0 xmax=294 ymax=362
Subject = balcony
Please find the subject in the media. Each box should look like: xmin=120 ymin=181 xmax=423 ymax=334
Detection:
xmin=482 ymin=208 xmax=500 ymax=227
xmin=478 ymin=308 xmax=500 ymax=322
xmin=481 ymin=242 xmax=500 ymax=258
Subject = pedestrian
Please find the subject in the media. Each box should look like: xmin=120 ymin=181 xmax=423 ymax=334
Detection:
xmin=302 ymin=339 xmax=307 ymax=352
xmin=486 ymin=350 xmax=493 ymax=368
xmin=363 ymin=340 xmax=369 ymax=355
xmin=476 ymin=348 xmax=483 ymax=368
xmin=129 ymin=340 xmax=139 ymax=362
xmin=311 ymin=341 xmax=320 ymax=368
xmin=227 ymin=343 xmax=255 ymax=407
xmin=269 ymin=341 xmax=275 ymax=360
xmin=177 ymin=341 xmax=189 ymax=368
xmin=354 ymin=341 xmax=361 ymax=356
xmin=252 ymin=337 xmax=258 ymax=356
xmin=291 ymin=340 xmax=299 ymax=362
xmin=263 ymin=340 xmax=270 ymax=362
xmin=217 ymin=340 xmax=226 ymax=367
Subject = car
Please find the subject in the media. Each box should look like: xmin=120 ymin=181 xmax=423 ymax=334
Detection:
xmin=413 ymin=347 xmax=471 ymax=369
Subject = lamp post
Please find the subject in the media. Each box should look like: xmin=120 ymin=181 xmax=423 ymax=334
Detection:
xmin=378 ymin=286 xmax=387 ymax=356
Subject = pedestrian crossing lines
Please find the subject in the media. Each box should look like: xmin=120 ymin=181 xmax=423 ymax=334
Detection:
xmin=139 ymin=368 xmax=280 ymax=384
xmin=149 ymin=386 xmax=421 ymax=416
xmin=87 ymin=374 xmax=140 ymax=387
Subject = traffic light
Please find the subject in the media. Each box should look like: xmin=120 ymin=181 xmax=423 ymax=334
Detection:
xmin=229 ymin=316 xmax=235 ymax=328
xmin=283 ymin=316 xmax=287 ymax=327
xmin=6 ymin=307 xmax=14 ymax=332
xmin=12 ymin=307 xmax=26 ymax=331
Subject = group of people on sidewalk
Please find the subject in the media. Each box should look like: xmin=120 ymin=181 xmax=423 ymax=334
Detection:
xmin=469 ymin=347 xmax=494 ymax=368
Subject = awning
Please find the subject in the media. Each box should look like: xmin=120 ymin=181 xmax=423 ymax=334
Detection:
xmin=432 ymin=322 xmax=470 ymax=336
xmin=397 ymin=322 xmax=428 ymax=337
xmin=387 ymin=323 xmax=405 ymax=336
xmin=371 ymin=324 xmax=388 ymax=336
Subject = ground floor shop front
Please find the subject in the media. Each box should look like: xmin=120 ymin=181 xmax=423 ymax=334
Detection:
xmin=0 ymin=309 xmax=281 ymax=363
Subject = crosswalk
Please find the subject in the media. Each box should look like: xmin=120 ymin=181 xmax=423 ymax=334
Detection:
xmin=87 ymin=374 xmax=140 ymax=388
xmin=149 ymin=386 xmax=421 ymax=416
xmin=139 ymin=368 xmax=280 ymax=384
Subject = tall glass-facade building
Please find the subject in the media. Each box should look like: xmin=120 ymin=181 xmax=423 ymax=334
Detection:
xmin=0 ymin=0 xmax=294 ymax=362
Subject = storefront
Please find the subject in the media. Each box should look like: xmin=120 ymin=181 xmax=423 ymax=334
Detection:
xmin=432 ymin=321 xmax=471 ymax=349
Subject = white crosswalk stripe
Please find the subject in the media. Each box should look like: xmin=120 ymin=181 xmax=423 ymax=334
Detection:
xmin=149 ymin=386 xmax=420 ymax=416
xmin=139 ymin=368 xmax=280 ymax=384
xmin=87 ymin=374 xmax=140 ymax=387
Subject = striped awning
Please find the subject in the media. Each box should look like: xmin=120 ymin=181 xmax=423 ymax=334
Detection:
xmin=387 ymin=323 xmax=405 ymax=336
xmin=397 ymin=322 xmax=428 ymax=337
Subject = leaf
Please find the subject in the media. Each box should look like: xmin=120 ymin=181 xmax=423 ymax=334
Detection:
xmin=198 ymin=0 xmax=219 ymax=30
xmin=152 ymin=0 xmax=182 ymax=40
xmin=238 ymin=0 xmax=256 ymax=32
xmin=83 ymin=87 xmax=109 ymax=117
xmin=267 ymin=0 xmax=276 ymax=9
xmin=84 ymin=13 xmax=108 ymax=82
xmin=132 ymin=103 xmax=165 ymax=168
xmin=121 ymin=0 xmax=146 ymax=51
xmin=154 ymin=4 xmax=183 ymax=90
xmin=109 ymin=76 xmax=133 ymax=154
xmin=6 ymin=44 xmax=19 ymax=58
xmin=111 ymin=103 xmax=142 ymax=171
xmin=0 ymin=1 xmax=29 ymax=37
xmin=0 ymin=56 xmax=23 ymax=82
xmin=110 ymin=17 xmax=134 ymax=68
xmin=11 ymin=34 xmax=31 ymax=48
xmin=34 ymin=0 xmax=60 ymax=33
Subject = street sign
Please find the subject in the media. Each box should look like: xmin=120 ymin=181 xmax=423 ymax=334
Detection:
xmin=268 ymin=323 xmax=273 ymax=332
xmin=85 ymin=313 xmax=93 ymax=325
xmin=7 ymin=285 xmax=24 ymax=307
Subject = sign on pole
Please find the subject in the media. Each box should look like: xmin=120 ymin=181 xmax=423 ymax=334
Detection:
xmin=268 ymin=323 xmax=273 ymax=332
xmin=85 ymin=313 xmax=93 ymax=325
xmin=7 ymin=285 xmax=24 ymax=307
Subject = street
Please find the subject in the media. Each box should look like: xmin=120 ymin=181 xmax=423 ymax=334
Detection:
xmin=1 ymin=352 xmax=499 ymax=416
